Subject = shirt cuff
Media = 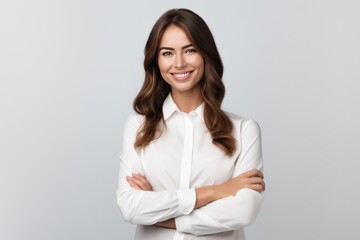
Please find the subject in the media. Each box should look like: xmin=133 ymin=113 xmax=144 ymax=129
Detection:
xmin=175 ymin=214 xmax=192 ymax=233
xmin=177 ymin=188 xmax=196 ymax=215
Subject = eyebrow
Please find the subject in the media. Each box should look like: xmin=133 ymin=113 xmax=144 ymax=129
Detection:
xmin=159 ymin=44 xmax=193 ymax=51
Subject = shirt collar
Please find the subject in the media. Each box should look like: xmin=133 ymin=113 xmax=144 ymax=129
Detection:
xmin=162 ymin=93 xmax=205 ymax=122
xmin=193 ymin=101 xmax=205 ymax=122
xmin=163 ymin=94 xmax=179 ymax=120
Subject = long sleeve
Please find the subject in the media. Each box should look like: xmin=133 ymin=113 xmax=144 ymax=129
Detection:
xmin=175 ymin=119 xmax=264 ymax=236
xmin=116 ymin=115 xmax=196 ymax=225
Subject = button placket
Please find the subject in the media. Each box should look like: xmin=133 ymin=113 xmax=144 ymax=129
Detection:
xmin=174 ymin=115 xmax=194 ymax=240
xmin=179 ymin=115 xmax=193 ymax=189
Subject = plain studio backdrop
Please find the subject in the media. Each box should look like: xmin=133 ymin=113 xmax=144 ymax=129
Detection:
xmin=1 ymin=0 xmax=359 ymax=239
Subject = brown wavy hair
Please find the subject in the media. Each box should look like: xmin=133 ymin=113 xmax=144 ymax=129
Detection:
xmin=133 ymin=8 xmax=236 ymax=156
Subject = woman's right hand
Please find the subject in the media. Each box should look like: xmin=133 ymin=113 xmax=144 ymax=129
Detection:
xmin=195 ymin=169 xmax=265 ymax=209
xmin=126 ymin=173 xmax=153 ymax=191
xmin=214 ymin=169 xmax=265 ymax=199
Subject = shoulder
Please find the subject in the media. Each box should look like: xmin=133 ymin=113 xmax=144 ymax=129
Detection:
xmin=125 ymin=113 xmax=145 ymax=126
xmin=224 ymin=111 xmax=261 ymax=140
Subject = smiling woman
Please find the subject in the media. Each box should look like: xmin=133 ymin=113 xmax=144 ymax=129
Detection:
xmin=116 ymin=8 xmax=265 ymax=240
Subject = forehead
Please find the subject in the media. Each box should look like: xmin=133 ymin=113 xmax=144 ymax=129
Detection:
xmin=159 ymin=25 xmax=192 ymax=47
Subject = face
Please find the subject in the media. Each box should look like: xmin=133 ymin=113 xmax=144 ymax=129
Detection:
xmin=158 ymin=25 xmax=204 ymax=98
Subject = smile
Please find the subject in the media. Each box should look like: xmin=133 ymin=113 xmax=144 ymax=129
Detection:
xmin=171 ymin=71 xmax=193 ymax=80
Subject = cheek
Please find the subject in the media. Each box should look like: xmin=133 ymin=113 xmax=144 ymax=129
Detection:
xmin=189 ymin=56 xmax=204 ymax=69
xmin=158 ymin=58 xmax=171 ymax=73
xmin=195 ymin=58 xmax=205 ymax=77
xmin=158 ymin=60 xmax=170 ymax=81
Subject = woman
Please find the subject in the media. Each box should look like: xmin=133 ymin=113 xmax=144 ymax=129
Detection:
xmin=117 ymin=8 xmax=265 ymax=240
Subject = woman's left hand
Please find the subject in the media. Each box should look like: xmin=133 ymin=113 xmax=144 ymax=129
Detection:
xmin=126 ymin=174 xmax=175 ymax=228
xmin=126 ymin=173 xmax=153 ymax=191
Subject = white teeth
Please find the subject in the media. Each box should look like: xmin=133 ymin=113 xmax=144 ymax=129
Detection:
xmin=173 ymin=72 xmax=190 ymax=78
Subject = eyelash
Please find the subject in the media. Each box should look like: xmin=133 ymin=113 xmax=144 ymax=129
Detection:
xmin=161 ymin=49 xmax=197 ymax=56
xmin=186 ymin=49 xmax=196 ymax=54
xmin=162 ymin=52 xmax=172 ymax=56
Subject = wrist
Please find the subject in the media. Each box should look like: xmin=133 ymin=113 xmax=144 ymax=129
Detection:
xmin=155 ymin=218 xmax=176 ymax=229
xmin=211 ymin=184 xmax=223 ymax=200
xmin=195 ymin=185 xmax=218 ymax=209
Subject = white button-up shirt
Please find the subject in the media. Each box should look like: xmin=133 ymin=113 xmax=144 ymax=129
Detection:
xmin=117 ymin=94 xmax=264 ymax=240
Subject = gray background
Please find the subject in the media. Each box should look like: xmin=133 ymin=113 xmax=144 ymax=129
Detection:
xmin=1 ymin=0 xmax=359 ymax=239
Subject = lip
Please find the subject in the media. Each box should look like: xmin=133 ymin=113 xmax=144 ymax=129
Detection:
xmin=171 ymin=71 xmax=194 ymax=81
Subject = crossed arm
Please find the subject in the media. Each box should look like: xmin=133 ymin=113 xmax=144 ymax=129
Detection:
xmin=118 ymin=116 xmax=265 ymax=235
xmin=126 ymin=169 xmax=265 ymax=229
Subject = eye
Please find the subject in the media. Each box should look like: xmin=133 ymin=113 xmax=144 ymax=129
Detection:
xmin=162 ymin=51 xmax=172 ymax=56
xmin=185 ymin=48 xmax=197 ymax=54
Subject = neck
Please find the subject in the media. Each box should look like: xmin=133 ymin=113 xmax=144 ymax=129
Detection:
xmin=171 ymin=87 xmax=203 ymax=113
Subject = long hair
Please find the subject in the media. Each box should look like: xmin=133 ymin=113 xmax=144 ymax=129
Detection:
xmin=133 ymin=8 xmax=236 ymax=156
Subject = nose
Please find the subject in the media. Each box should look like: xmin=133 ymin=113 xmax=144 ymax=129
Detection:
xmin=175 ymin=54 xmax=187 ymax=68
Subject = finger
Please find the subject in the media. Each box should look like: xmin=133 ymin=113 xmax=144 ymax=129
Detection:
xmin=254 ymin=179 xmax=265 ymax=192
xmin=129 ymin=182 xmax=141 ymax=190
xmin=241 ymin=169 xmax=260 ymax=178
xmin=252 ymin=170 xmax=264 ymax=178
xmin=251 ymin=183 xmax=264 ymax=192
xmin=133 ymin=173 xmax=148 ymax=183
xmin=132 ymin=173 xmax=153 ymax=191
xmin=250 ymin=177 xmax=264 ymax=184
xmin=258 ymin=180 xmax=266 ymax=192
xmin=130 ymin=175 xmax=152 ymax=191
xmin=129 ymin=176 xmax=146 ymax=188
xmin=126 ymin=177 xmax=141 ymax=190
xmin=248 ymin=169 xmax=264 ymax=179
